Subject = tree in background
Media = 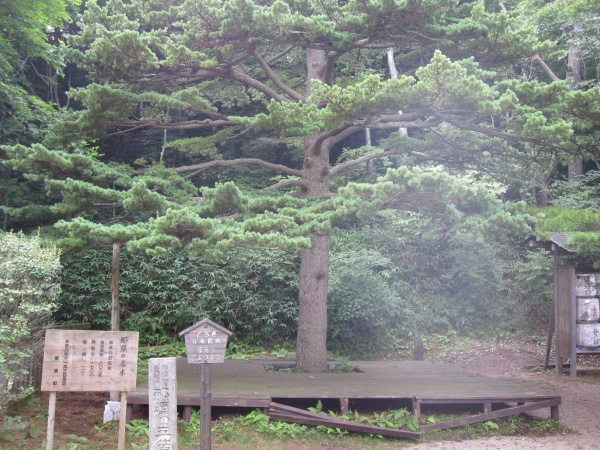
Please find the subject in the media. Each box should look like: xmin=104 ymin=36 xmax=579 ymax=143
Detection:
xmin=511 ymin=0 xmax=600 ymax=266
xmin=0 ymin=0 xmax=80 ymax=231
xmin=3 ymin=0 xmax=579 ymax=371
xmin=512 ymin=0 xmax=600 ymax=202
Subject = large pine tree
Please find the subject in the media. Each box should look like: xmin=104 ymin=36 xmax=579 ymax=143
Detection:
xmin=3 ymin=0 xmax=578 ymax=371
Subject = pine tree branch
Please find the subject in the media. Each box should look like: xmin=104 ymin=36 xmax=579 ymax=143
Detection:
xmin=135 ymin=158 xmax=303 ymax=177
xmin=135 ymin=64 xmax=292 ymax=103
xmin=223 ymin=67 xmax=292 ymax=102
xmin=329 ymin=149 xmax=399 ymax=177
xmin=325 ymin=126 xmax=364 ymax=147
xmin=533 ymin=54 xmax=560 ymax=82
xmin=371 ymin=112 xmax=426 ymax=124
xmin=263 ymin=179 xmax=307 ymax=191
xmin=266 ymin=45 xmax=295 ymax=64
xmin=368 ymin=119 xmax=442 ymax=129
xmin=432 ymin=110 xmax=539 ymax=142
xmin=252 ymin=49 xmax=305 ymax=101
xmin=116 ymin=118 xmax=235 ymax=133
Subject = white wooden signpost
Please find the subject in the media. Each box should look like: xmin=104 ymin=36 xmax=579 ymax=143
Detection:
xmin=149 ymin=357 xmax=177 ymax=450
xmin=179 ymin=319 xmax=231 ymax=450
xmin=41 ymin=329 xmax=139 ymax=450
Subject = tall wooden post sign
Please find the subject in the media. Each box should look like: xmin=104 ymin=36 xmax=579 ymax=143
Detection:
xmin=179 ymin=319 xmax=231 ymax=450
xmin=41 ymin=329 xmax=139 ymax=450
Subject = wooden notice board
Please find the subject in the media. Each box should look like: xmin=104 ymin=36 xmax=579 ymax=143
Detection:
xmin=41 ymin=329 xmax=139 ymax=392
xmin=179 ymin=319 xmax=232 ymax=364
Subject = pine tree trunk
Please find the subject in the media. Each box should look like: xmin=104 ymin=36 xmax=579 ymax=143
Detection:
xmin=295 ymin=48 xmax=332 ymax=372
xmin=296 ymin=235 xmax=331 ymax=372
xmin=567 ymin=23 xmax=583 ymax=179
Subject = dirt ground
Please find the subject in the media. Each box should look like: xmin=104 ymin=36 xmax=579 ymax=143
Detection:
xmin=407 ymin=338 xmax=600 ymax=450
xmin=9 ymin=337 xmax=600 ymax=449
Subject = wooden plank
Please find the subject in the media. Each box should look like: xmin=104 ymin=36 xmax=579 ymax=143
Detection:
xmin=419 ymin=399 xmax=561 ymax=432
xmin=127 ymin=359 xmax=560 ymax=424
xmin=267 ymin=403 xmax=420 ymax=440
xmin=415 ymin=396 xmax=558 ymax=404
xmin=268 ymin=402 xmax=419 ymax=439
xmin=268 ymin=412 xmax=420 ymax=440
xmin=555 ymin=266 xmax=575 ymax=364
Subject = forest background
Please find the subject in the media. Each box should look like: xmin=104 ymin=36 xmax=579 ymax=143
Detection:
xmin=1 ymin=0 xmax=599 ymax=380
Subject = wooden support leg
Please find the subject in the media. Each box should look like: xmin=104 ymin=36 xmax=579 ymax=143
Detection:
xmin=118 ymin=392 xmax=127 ymax=450
xmin=412 ymin=398 xmax=421 ymax=420
xmin=556 ymin=356 xmax=563 ymax=375
xmin=570 ymin=356 xmax=577 ymax=378
xmin=340 ymin=398 xmax=349 ymax=415
xmin=200 ymin=363 xmax=211 ymax=450
xmin=183 ymin=406 xmax=192 ymax=423
xmin=126 ymin=404 xmax=133 ymax=424
xmin=46 ymin=392 xmax=57 ymax=450
xmin=544 ymin=299 xmax=555 ymax=371
xmin=551 ymin=405 xmax=559 ymax=421
xmin=483 ymin=402 xmax=492 ymax=414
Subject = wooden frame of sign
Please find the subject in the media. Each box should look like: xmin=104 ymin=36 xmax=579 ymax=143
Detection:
xmin=179 ymin=319 xmax=231 ymax=450
xmin=41 ymin=330 xmax=139 ymax=450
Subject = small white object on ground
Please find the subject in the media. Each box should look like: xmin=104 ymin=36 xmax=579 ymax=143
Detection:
xmin=103 ymin=401 xmax=121 ymax=423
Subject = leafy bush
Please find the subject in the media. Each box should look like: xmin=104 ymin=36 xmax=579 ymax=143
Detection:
xmin=498 ymin=248 xmax=553 ymax=334
xmin=57 ymin=247 xmax=299 ymax=346
xmin=548 ymin=171 xmax=600 ymax=212
xmin=328 ymin=210 xmax=545 ymax=355
xmin=0 ymin=232 xmax=61 ymax=414
xmin=328 ymin=248 xmax=403 ymax=355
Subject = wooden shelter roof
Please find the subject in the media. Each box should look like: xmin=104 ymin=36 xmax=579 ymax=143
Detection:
xmin=521 ymin=232 xmax=576 ymax=254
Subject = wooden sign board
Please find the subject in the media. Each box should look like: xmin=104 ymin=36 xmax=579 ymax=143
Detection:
xmin=149 ymin=358 xmax=178 ymax=450
xmin=41 ymin=329 xmax=139 ymax=392
xmin=179 ymin=319 xmax=232 ymax=364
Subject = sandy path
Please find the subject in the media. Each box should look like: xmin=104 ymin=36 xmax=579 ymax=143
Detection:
xmin=401 ymin=342 xmax=600 ymax=449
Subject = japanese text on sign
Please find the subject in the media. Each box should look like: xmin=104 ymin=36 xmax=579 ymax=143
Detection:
xmin=41 ymin=330 xmax=139 ymax=392
xmin=179 ymin=318 xmax=231 ymax=365
xmin=149 ymin=358 xmax=177 ymax=450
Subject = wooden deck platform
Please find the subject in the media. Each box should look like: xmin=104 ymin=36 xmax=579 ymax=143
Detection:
xmin=127 ymin=359 xmax=560 ymax=431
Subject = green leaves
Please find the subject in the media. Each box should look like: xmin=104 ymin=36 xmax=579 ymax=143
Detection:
xmin=0 ymin=231 xmax=61 ymax=413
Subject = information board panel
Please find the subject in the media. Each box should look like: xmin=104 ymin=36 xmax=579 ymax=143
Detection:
xmin=179 ymin=319 xmax=231 ymax=364
xmin=182 ymin=328 xmax=228 ymax=363
xmin=41 ymin=330 xmax=139 ymax=392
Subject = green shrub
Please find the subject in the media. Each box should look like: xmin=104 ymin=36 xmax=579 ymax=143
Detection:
xmin=0 ymin=232 xmax=61 ymax=414
xmin=328 ymin=210 xmax=546 ymax=355
xmin=57 ymin=247 xmax=299 ymax=346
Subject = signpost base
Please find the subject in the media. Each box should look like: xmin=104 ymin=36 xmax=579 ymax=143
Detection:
xmin=118 ymin=392 xmax=127 ymax=450
xmin=46 ymin=392 xmax=56 ymax=450
xmin=200 ymin=363 xmax=211 ymax=450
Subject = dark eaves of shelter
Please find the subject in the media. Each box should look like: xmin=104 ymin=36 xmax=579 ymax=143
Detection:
xmin=521 ymin=232 xmax=576 ymax=255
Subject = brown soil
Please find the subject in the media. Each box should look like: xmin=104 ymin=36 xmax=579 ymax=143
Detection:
xmin=404 ymin=337 xmax=600 ymax=450
xmin=6 ymin=337 xmax=600 ymax=449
